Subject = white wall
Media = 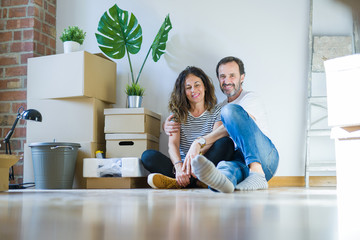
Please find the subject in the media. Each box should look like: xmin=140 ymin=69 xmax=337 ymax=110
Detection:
xmin=56 ymin=0 xmax=353 ymax=176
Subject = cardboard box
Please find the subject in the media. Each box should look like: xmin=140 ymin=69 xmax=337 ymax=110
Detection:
xmin=105 ymin=133 xmax=159 ymax=158
xmin=27 ymin=51 xmax=116 ymax=104
xmin=331 ymin=126 xmax=360 ymax=180
xmin=75 ymin=142 xmax=106 ymax=188
xmin=0 ymin=154 xmax=20 ymax=191
xmin=325 ymin=54 xmax=360 ymax=127
xmin=83 ymin=157 xmax=149 ymax=177
xmin=331 ymin=126 xmax=360 ymax=239
xmin=104 ymin=108 xmax=161 ymax=137
xmin=24 ymin=141 xmax=105 ymax=189
xmin=26 ymin=97 xmax=111 ymax=143
xmin=85 ymin=177 xmax=149 ymax=189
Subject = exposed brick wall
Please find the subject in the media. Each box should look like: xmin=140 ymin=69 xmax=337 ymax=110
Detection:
xmin=0 ymin=0 xmax=56 ymax=184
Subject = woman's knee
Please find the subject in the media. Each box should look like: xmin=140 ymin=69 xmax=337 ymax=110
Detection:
xmin=141 ymin=149 xmax=159 ymax=165
xmin=213 ymin=137 xmax=234 ymax=153
xmin=213 ymin=136 xmax=233 ymax=147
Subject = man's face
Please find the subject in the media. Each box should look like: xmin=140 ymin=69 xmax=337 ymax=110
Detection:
xmin=218 ymin=61 xmax=244 ymax=100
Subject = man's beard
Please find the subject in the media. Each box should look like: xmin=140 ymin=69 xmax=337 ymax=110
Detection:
xmin=221 ymin=83 xmax=240 ymax=97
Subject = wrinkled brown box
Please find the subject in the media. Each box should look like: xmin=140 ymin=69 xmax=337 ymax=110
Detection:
xmin=0 ymin=155 xmax=20 ymax=191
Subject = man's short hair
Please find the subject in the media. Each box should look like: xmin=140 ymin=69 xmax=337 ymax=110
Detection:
xmin=216 ymin=56 xmax=245 ymax=78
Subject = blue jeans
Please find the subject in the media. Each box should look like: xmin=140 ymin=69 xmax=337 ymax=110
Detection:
xmin=218 ymin=104 xmax=279 ymax=186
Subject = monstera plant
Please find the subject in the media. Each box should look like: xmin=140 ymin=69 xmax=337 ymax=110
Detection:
xmin=96 ymin=4 xmax=172 ymax=99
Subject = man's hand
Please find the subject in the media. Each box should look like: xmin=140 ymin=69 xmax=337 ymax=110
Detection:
xmin=164 ymin=114 xmax=180 ymax=136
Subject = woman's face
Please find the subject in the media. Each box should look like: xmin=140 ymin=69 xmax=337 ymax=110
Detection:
xmin=184 ymin=74 xmax=205 ymax=105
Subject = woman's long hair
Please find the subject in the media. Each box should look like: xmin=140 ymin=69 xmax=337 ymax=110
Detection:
xmin=168 ymin=66 xmax=217 ymax=123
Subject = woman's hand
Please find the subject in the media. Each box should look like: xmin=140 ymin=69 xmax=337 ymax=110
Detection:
xmin=183 ymin=141 xmax=201 ymax=178
xmin=164 ymin=114 xmax=180 ymax=136
xmin=174 ymin=163 xmax=190 ymax=187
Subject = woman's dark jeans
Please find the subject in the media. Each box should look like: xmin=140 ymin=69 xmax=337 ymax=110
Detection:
xmin=141 ymin=136 xmax=235 ymax=187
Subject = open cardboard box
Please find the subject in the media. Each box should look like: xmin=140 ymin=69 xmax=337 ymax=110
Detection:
xmin=83 ymin=158 xmax=150 ymax=189
xmin=0 ymin=154 xmax=20 ymax=191
xmin=331 ymin=125 xmax=360 ymax=239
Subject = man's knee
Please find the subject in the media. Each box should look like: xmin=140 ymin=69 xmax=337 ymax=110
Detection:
xmin=217 ymin=160 xmax=236 ymax=169
xmin=221 ymin=104 xmax=246 ymax=123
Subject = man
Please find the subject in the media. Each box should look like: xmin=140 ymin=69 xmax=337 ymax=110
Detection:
xmin=165 ymin=56 xmax=279 ymax=193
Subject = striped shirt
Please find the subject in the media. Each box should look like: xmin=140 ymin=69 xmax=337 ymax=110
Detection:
xmin=178 ymin=104 xmax=222 ymax=160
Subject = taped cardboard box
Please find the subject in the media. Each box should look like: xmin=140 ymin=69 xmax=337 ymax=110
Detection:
xmin=27 ymin=97 xmax=111 ymax=143
xmin=28 ymin=51 xmax=116 ymax=104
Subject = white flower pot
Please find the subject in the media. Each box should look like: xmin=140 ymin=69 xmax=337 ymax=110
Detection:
xmin=63 ymin=41 xmax=80 ymax=53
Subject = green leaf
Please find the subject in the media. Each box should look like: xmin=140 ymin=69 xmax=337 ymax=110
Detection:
xmin=96 ymin=4 xmax=143 ymax=60
xmin=125 ymin=82 xmax=145 ymax=96
xmin=60 ymin=26 xmax=86 ymax=45
xmin=151 ymin=14 xmax=172 ymax=62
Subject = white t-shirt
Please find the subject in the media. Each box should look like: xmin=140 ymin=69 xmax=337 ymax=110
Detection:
xmin=221 ymin=90 xmax=271 ymax=139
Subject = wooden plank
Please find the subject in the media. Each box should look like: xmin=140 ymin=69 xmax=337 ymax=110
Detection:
xmin=85 ymin=176 xmax=336 ymax=189
xmin=268 ymin=176 xmax=336 ymax=187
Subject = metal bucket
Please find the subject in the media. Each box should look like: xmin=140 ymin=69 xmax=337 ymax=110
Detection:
xmin=29 ymin=142 xmax=81 ymax=189
xmin=127 ymin=95 xmax=143 ymax=108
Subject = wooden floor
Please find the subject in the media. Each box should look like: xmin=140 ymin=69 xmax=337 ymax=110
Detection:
xmin=0 ymin=187 xmax=350 ymax=240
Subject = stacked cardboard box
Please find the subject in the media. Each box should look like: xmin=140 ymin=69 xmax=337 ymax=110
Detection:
xmin=24 ymin=51 xmax=116 ymax=188
xmin=325 ymin=54 xmax=360 ymax=168
xmin=104 ymin=108 xmax=161 ymax=158
xmin=325 ymin=54 xmax=360 ymax=239
xmin=81 ymin=108 xmax=161 ymax=189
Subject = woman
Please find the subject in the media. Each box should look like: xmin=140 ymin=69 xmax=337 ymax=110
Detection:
xmin=141 ymin=66 xmax=234 ymax=189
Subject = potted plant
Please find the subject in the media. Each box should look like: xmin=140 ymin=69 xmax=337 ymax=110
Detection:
xmin=60 ymin=26 xmax=86 ymax=53
xmin=95 ymin=4 xmax=172 ymax=108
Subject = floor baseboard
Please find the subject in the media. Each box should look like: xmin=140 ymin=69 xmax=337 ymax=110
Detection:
xmin=268 ymin=176 xmax=337 ymax=187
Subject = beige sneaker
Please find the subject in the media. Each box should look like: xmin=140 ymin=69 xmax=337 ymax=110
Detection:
xmin=147 ymin=173 xmax=182 ymax=189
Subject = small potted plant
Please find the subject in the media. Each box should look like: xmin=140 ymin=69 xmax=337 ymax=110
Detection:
xmin=60 ymin=26 xmax=86 ymax=53
xmin=96 ymin=4 xmax=172 ymax=108
xmin=125 ymin=82 xmax=145 ymax=107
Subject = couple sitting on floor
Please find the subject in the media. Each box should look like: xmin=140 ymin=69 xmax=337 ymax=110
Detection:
xmin=141 ymin=56 xmax=279 ymax=193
